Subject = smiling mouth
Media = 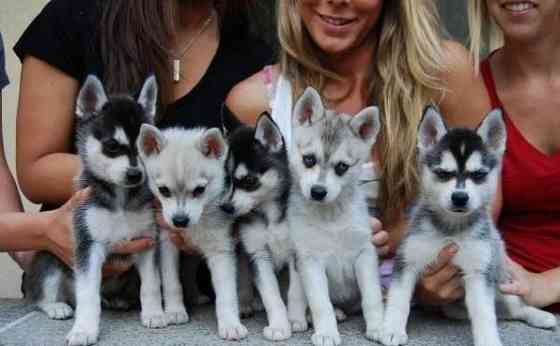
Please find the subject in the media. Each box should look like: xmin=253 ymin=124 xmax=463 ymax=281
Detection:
xmin=318 ymin=14 xmax=357 ymax=27
xmin=502 ymin=1 xmax=537 ymax=13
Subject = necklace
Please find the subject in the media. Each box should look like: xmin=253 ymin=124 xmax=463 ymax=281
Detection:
xmin=171 ymin=10 xmax=215 ymax=83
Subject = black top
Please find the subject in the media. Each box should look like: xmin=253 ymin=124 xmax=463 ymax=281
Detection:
xmin=0 ymin=33 xmax=8 ymax=90
xmin=14 ymin=0 xmax=273 ymax=130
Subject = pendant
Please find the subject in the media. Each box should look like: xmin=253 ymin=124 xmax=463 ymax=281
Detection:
xmin=173 ymin=59 xmax=181 ymax=82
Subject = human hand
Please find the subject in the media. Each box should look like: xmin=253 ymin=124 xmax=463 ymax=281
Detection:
xmin=44 ymin=188 xmax=155 ymax=276
xmin=370 ymin=217 xmax=390 ymax=257
xmin=416 ymin=243 xmax=464 ymax=306
xmin=500 ymin=257 xmax=552 ymax=308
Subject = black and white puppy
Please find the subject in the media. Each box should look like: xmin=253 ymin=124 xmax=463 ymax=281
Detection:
xmin=379 ymin=107 xmax=556 ymax=346
xmin=221 ymin=112 xmax=300 ymax=341
xmin=65 ymin=75 xmax=187 ymax=346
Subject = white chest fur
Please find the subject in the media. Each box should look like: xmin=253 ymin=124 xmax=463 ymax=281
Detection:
xmin=85 ymin=206 xmax=156 ymax=243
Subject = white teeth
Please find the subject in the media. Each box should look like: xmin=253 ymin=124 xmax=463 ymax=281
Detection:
xmin=320 ymin=15 xmax=352 ymax=26
xmin=504 ymin=2 xmax=534 ymax=12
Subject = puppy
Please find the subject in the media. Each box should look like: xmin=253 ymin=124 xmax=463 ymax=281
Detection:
xmin=64 ymin=75 xmax=188 ymax=346
xmin=288 ymin=88 xmax=384 ymax=346
xmin=379 ymin=107 xmax=557 ymax=346
xmin=221 ymin=112 xmax=300 ymax=341
xmin=138 ymin=124 xmax=248 ymax=340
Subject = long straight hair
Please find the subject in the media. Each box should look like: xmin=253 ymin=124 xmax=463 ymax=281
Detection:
xmin=99 ymin=0 xmax=253 ymax=108
xmin=468 ymin=0 xmax=504 ymax=71
xmin=278 ymin=0 xmax=444 ymax=223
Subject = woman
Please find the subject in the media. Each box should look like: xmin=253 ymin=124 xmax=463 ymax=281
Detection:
xmin=13 ymin=0 xmax=272 ymax=267
xmin=468 ymin=0 xmax=560 ymax=310
xmin=224 ymin=0 xmax=489 ymax=295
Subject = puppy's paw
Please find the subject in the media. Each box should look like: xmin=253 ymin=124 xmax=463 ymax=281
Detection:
xmin=165 ymin=307 xmax=190 ymax=325
xmin=365 ymin=327 xmax=383 ymax=342
xmin=263 ymin=323 xmax=291 ymax=341
xmin=311 ymin=332 xmax=341 ymax=346
xmin=334 ymin=307 xmax=347 ymax=322
xmin=218 ymin=322 xmax=249 ymax=340
xmin=526 ymin=309 xmax=557 ymax=329
xmin=290 ymin=319 xmax=308 ymax=333
xmin=66 ymin=327 xmax=98 ymax=346
xmin=42 ymin=302 xmax=73 ymax=320
xmin=379 ymin=330 xmax=408 ymax=346
xmin=141 ymin=312 xmax=168 ymax=329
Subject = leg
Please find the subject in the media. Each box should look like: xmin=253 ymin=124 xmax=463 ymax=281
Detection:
xmin=463 ymin=276 xmax=502 ymax=346
xmin=66 ymin=242 xmax=107 ymax=346
xmin=206 ymin=252 xmax=248 ymax=340
xmin=135 ymin=247 xmax=166 ymax=328
xmin=160 ymin=237 xmax=189 ymax=325
xmin=253 ymin=253 xmax=291 ymax=341
xmin=298 ymin=257 xmax=340 ymax=346
xmin=37 ymin=269 xmax=74 ymax=320
xmin=354 ymin=247 xmax=384 ymax=341
xmin=380 ymin=268 xmax=418 ymax=346
xmin=287 ymin=258 xmax=308 ymax=332
xmin=237 ymin=251 xmax=256 ymax=318
xmin=497 ymin=293 xmax=556 ymax=329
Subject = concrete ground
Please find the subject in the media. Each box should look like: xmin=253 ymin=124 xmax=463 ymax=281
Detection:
xmin=0 ymin=299 xmax=558 ymax=346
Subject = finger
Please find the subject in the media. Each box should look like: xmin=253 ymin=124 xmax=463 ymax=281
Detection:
xmin=429 ymin=265 xmax=461 ymax=288
xmin=102 ymin=262 xmax=132 ymax=278
xmin=424 ymin=243 xmax=459 ymax=275
xmin=70 ymin=187 xmax=92 ymax=209
xmin=372 ymin=231 xmax=389 ymax=246
xmin=369 ymin=217 xmax=382 ymax=233
xmin=439 ymin=277 xmax=464 ymax=301
xmin=112 ymin=238 xmax=155 ymax=254
xmin=169 ymin=232 xmax=185 ymax=249
xmin=500 ymin=282 xmax=522 ymax=296
xmin=377 ymin=245 xmax=391 ymax=257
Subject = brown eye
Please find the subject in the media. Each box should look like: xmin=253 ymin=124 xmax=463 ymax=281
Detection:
xmin=303 ymin=154 xmax=317 ymax=168
xmin=193 ymin=185 xmax=206 ymax=197
xmin=434 ymin=169 xmax=455 ymax=181
xmin=335 ymin=162 xmax=349 ymax=176
xmin=158 ymin=186 xmax=171 ymax=198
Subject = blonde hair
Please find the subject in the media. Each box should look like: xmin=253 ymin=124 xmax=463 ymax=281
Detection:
xmin=278 ymin=0 xmax=445 ymax=223
xmin=468 ymin=0 xmax=504 ymax=70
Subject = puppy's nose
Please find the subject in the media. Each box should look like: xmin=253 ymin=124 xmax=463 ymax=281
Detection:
xmin=310 ymin=185 xmax=327 ymax=201
xmin=451 ymin=191 xmax=469 ymax=208
xmin=220 ymin=203 xmax=235 ymax=215
xmin=126 ymin=169 xmax=143 ymax=185
xmin=172 ymin=215 xmax=190 ymax=228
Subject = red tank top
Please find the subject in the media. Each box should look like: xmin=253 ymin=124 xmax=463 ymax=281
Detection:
xmin=481 ymin=58 xmax=560 ymax=310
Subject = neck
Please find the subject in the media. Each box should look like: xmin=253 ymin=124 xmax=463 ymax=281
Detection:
xmin=499 ymin=31 xmax=560 ymax=79
xmin=177 ymin=1 xmax=214 ymax=34
xmin=323 ymin=38 xmax=376 ymax=104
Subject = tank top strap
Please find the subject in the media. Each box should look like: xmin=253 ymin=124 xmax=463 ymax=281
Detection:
xmin=480 ymin=57 xmax=502 ymax=109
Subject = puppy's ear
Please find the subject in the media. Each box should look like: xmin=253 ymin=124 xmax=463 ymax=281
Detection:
xmin=220 ymin=104 xmax=244 ymax=137
xmin=138 ymin=75 xmax=158 ymax=122
xmin=138 ymin=124 xmax=165 ymax=158
xmin=350 ymin=106 xmax=380 ymax=147
xmin=76 ymin=75 xmax=108 ymax=119
xmin=477 ymin=108 xmax=506 ymax=156
xmin=255 ymin=112 xmax=284 ymax=153
xmin=200 ymin=128 xmax=227 ymax=159
xmin=417 ymin=105 xmax=447 ymax=152
xmin=293 ymin=87 xmax=324 ymax=127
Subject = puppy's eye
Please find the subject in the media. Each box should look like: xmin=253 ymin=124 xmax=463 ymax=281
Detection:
xmin=470 ymin=170 xmax=488 ymax=182
xmin=104 ymin=139 xmax=121 ymax=153
xmin=302 ymin=154 xmax=317 ymax=168
xmin=243 ymin=175 xmax=258 ymax=188
xmin=158 ymin=186 xmax=171 ymax=198
xmin=193 ymin=185 xmax=206 ymax=197
xmin=334 ymin=162 xmax=349 ymax=176
xmin=434 ymin=169 xmax=455 ymax=181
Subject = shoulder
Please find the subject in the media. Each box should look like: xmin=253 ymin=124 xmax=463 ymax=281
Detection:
xmin=436 ymin=40 xmax=491 ymax=128
xmin=225 ymin=65 xmax=278 ymax=125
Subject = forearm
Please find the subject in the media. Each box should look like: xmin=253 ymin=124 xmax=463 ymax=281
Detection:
xmin=534 ymin=267 xmax=560 ymax=306
xmin=19 ymin=153 xmax=80 ymax=205
xmin=0 ymin=210 xmax=50 ymax=252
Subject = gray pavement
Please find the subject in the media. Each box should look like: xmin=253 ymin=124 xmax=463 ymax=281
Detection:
xmin=0 ymin=299 xmax=558 ymax=346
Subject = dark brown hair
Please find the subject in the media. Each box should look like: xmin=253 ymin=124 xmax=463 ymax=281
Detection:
xmin=99 ymin=0 xmax=253 ymax=108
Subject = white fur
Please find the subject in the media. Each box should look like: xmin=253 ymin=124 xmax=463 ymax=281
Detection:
xmin=113 ymin=127 xmax=129 ymax=145
xmin=83 ymin=137 xmax=130 ymax=185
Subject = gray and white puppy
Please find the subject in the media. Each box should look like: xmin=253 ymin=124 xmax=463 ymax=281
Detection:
xmin=138 ymin=124 xmax=248 ymax=340
xmin=379 ymin=107 xmax=557 ymax=346
xmin=288 ymin=88 xmax=384 ymax=346
xmin=221 ymin=112 xmax=298 ymax=341
xmin=63 ymin=75 xmax=188 ymax=346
